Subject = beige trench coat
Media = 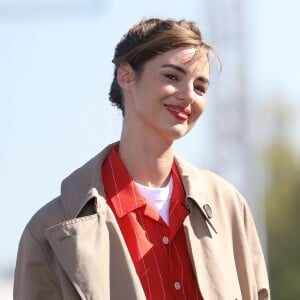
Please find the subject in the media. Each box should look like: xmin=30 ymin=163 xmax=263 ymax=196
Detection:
xmin=14 ymin=144 xmax=270 ymax=300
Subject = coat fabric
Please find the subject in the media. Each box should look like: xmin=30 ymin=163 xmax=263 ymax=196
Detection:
xmin=14 ymin=143 xmax=270 ymax=300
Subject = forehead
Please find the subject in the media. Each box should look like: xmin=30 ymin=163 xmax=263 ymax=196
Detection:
xmin=148 ymin=47 xmax=210 ymax=78
xmin=171 ymin=47 xmax=203 ymax=62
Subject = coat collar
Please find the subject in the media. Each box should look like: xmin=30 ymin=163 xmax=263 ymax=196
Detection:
xmin=174 ymin=154 xmax=218 ymax=233
xmin=60 ymin=142 xmax=217 ymax=233
xmin=60 ymin=143 xmax=113 ymax=220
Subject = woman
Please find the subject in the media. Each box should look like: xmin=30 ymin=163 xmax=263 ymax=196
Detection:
xmin=14 ymin=18 xmax=270 ymax=299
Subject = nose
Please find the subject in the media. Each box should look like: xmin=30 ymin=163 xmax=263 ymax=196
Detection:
xmin=178 ymin=82 xmax=196 ymax=104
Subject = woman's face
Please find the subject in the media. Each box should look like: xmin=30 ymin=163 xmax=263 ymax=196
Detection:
xmin=122 ymin=47 xmax=210 ymax=143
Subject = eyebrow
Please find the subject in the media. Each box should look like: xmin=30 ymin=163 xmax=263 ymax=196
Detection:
xmin=160 ymin=64 xmax=210 ymax=85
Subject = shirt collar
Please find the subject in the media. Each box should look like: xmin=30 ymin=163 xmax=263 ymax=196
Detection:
xmin=102 ymin=144 xmax=147 ymax=218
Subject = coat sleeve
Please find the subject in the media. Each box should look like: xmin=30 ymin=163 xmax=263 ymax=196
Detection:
xmin=13 ymin=226 xmax=62 ymax=300
xmin=243 ymin=201 xmax=270 ymax=300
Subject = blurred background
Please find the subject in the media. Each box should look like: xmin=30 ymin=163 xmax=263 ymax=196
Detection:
xmin=1 ymin=0 xmax=299 ymax=299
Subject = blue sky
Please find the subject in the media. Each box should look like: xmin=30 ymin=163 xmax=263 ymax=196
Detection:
xmin=1 ymin=0 xmax=299 ymax=270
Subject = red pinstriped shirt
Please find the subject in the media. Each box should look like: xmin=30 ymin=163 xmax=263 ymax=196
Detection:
xmin=102 ymin=145 xmax=203 ymax=300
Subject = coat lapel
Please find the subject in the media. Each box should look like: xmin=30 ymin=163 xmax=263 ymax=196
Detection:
xmin=45 ymin=194 xmax=146 ymax=300
xmin=183 ymin=204 xmax=228 ymax=299
xmin=45 ymin=213 xmax=110 ymax=299
xmin=176 ymin=155 xmax=243 ymax=299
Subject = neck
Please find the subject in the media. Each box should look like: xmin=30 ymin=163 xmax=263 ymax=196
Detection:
xmin=119 ymin=127 xmax=175 ymax=187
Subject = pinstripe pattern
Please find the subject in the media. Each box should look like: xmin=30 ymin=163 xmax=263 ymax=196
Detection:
xmin=102 ymin=144 xmax=203 ymax=299
xmin=174 ymin=241 xmax=187 ymax=300
xmin=138 ymin=210 xmax=167 ymax=300
xmin=108 ymin=156 xmax=123 ymax=215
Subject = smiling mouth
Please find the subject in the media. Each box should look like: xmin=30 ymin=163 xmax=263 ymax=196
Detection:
xmin=164 ymin=104 xmax=191 ymax=121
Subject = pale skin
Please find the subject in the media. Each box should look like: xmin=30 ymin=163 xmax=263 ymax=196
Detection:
xmin=117 ymin=47 xmax=210 ymax=188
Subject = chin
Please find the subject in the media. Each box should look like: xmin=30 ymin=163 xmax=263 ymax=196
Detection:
xmin=164 ymin=126 xmax=191 ymax=142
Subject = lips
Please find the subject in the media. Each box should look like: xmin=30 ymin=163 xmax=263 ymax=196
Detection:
xmin=164 ymin=104 xmax=191 ymax=121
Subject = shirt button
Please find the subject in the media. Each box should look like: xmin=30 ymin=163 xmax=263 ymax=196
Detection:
xmin=162 ymin=236 xmax=169 ymax=244
xmin=174 ymin=281 xmax=181 ymax=290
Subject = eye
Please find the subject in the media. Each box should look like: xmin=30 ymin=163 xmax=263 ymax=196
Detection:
xmin=164 ymin=74 xmax=177 ymax=81
xmin=194 ymin=85 xmax=207 ymax=95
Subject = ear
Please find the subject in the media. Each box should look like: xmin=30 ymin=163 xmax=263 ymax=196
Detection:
xmin=117 ymin=63 xmax=136 ymax=90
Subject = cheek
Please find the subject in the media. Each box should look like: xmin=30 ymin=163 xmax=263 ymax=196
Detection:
xmin=187 ymin=99 xmax=206 ymax=127
xmin=193 ymin=98 xmax=206 ymax=118
xmin=200 ymin=99 xmax=206 ymax=113
xmin=160 ymin=85 xmax=178 ymax=95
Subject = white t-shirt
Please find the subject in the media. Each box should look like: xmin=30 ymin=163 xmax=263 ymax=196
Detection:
xmin=135 ymin=176 xmax=173 ymax=225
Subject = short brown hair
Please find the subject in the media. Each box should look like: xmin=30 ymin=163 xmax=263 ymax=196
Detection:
xmin=109 ymin=18 xmax=214 ymax=115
